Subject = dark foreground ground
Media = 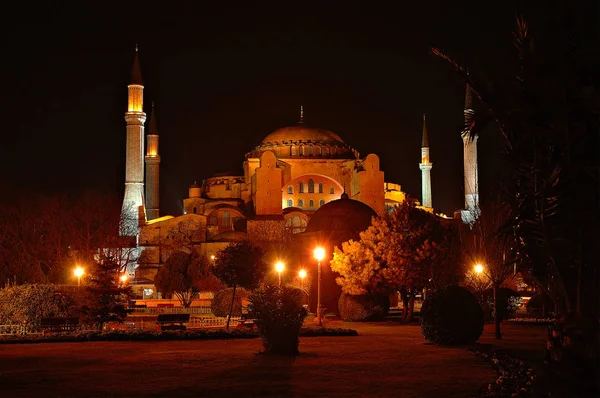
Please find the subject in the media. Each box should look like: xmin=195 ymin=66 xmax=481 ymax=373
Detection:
xmin=0 ymin=322 xmax=546 ymax=398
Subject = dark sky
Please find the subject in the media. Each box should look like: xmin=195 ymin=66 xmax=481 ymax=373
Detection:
xmin=0 ymin=1 xmax=596 ymax=216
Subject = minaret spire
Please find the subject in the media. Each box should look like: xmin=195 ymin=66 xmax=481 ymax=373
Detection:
xmin=145 ymin=102 xmax=161 ymax=221
xmin=460 ymin=75 xmax=480 ymax=225
xmin=299 ymin=105 xmax=304 ymax=124
xmin=419 ymin=113 xmax=433 ymax=209
xmin=121 ymin=47 xmax=147 ymax=235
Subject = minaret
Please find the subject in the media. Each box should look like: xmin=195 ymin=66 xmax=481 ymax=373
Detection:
xmin=121 ymin=46 xmax=146 ymax=236
xmin=299 ymin=105 xmax=304 ymax=124
xmin=419 ymin=113 xmax=433 ymax=209
xmin=145 ymin=102 xmax=160 ymax=220
xmin=461 ymin=77 xmax=480 ymax=224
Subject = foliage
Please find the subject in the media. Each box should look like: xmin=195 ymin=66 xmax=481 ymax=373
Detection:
xmin=81 ymin=257 xmax=131 ymax=329
xmin=0 ymin=284 xmax=77 ymax=327
xmin=473 ymin=347 xmax=537 ymax=398
xmin=432 ymin=11 xmax=599 ymax=319
xmin=331 ymin=202 xmax=460 ymax=322
xmin=0 ymin=191 xmax=138 ymax=284
xmin=248 ymin=285 xmax=308 ymax=355
xmin=546 ymin=314 xmax=599 ymax=397
xmin=211 ymin=288 xmax=249 ymax=317
xmin=338 ymin=292 xmax=389 ymax=321
xmin=0 ymin=326 xmax=358 ymax=344
xmin=154 ymin=251 xmax=222 ymax=308
xmin=420 ymin=285 xmax=484 ymax=345
xmin=213 ymin=241 xmax=267 ymax=328
xmin=507 ymin=317 xmax=554 ymax=325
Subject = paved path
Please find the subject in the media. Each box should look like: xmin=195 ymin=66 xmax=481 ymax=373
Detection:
xmin=0 ymin=322 xmax=543 ymax=398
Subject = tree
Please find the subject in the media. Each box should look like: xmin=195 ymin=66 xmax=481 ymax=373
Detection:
xmin=432 ymin=11 xmax=599 ymax=319
xmin=331 ymin=202 xmax=460 ymax=322
xmin=82 ymin=256 xmax=131 ymax=330
xmin=213 ymin=241 xmax=267 ymax=328
xmin=461 ymin=203 xmax=516 ymax=339
xmin=154 ymin=251 xmax=222 ymax=308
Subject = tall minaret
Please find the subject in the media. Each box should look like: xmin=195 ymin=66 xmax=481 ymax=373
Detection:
xmin=145 ymin=102 xmax=160 ymax=220
xmin=419 ymin=113 xmax=433 ymax=209
xmin=121 ymin=46 xmax=146 ymax=236
xmin=461 ymin=78 xmax=480 ymax=224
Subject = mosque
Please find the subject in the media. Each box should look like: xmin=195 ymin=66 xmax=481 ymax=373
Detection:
xmin=119 ymin=49 xmax=479 ymax=299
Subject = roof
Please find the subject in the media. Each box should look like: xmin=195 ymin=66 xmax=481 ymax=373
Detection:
xmin=148 ymin=102 xmax=158 ymax=135
xmin=422 ymin=113 xmax=429 ymax=147
xmin=130 ymin=47 xmax=143 ymax=86
xmin=305 ymin=194 xmax=376 ymax=235
xmin=261 ymin=126 xmax=345 ymax=145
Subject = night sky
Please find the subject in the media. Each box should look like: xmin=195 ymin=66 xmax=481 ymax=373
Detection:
xmin=0 ymin=1 xmax=596 ymax=216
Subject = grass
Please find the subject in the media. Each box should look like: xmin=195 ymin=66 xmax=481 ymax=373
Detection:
xmin=0 ymin=321 xmax=547 ymax=397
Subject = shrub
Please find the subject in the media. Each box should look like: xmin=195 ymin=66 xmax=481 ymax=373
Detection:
xmin=525 ymin=294 xmax=554 ymax=315
xmin=420 ymin=285 xmax=483 ymax=345
xmin=211 ymin=288 xmax=248 ymax=317
xmin=338 ymin=292 xmax=390 ymax=321
xmin=248 ymin=285 xmax=307 ymax=355
xmin=0 ymin=284 xmax=78 ymax=328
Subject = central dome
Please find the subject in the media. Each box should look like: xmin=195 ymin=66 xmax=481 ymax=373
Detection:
xmin=261 ymin=126 xmax=345 ymax=145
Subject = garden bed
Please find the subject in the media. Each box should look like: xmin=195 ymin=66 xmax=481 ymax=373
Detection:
xmin=507 ymin=317 xmax=554 ymax=326
xmin=0 ymin=326 xmax=358 ymax=344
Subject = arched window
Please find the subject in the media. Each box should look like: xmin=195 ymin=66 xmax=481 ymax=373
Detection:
xmin=209 ymin=215 xmax=218 ymax=226
xmin=323 ymin=147 xmax=329 ymax=156
xmin=318 ymin=183 xmax=323 ymax=193
xmin=308 ymin=179 xmax=314 ymax=193
xmin=287 ymin=199 xmax=293 ymax=207
xmin=330 ymin=186 xmax=335 ymax=194
xmin=316 ymin=146 xmax=322 ymax=155
xmin=288 ymin=186 xmax=293 ymax=194
xmin=331 ymin=147 xmax=337 ymax=155
xmin=193 ymin=207 xmax=197 ymax=214
xmin=298 ymin=199 xmax=304 ymax=208
xmin=291 ymin=146 xmax=297 ymax=156
xmin=319 ymin=199 xmax=325 ymax=207
xmin=300 ymin=146 xmax=305 ymax=155
xmin=309 ymin=199 xmax=314 ymax=208
xmin=222 ymin=212 xmax=230 ymax=227
xmin=299 ymin=182 xmax=304 ymax=193
xmin=308 ymin=146 xmax=314 ymax=155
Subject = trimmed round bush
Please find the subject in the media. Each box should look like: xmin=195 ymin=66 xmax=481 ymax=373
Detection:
xmin=211 ymin=288 xmax=249 ymax=317
xmin=526 ymin=294 xmax=554 ymax=315
xmin=420 ymin=285 xmax=483 ymax=345
xmin=338 ymin=292 xmax=390 ymax=321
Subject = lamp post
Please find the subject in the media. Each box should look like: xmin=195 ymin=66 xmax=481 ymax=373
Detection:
xmin=313 ymin=247 xmax=325 ymax=326
xmin=74 ymin=266 xmax=84 ymax=287
xmin=275 ymin=261 xmax=285 ymax=286
xmin=299 ymin=269 xmax=308 ymax=306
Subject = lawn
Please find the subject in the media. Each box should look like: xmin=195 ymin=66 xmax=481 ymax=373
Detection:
xmin=0 ymin=322 xmax=546 ymax=397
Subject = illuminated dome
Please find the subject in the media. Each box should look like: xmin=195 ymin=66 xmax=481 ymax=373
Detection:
xmin=261 ymin=126 xmax=345 ymax=145
xmin=247 ymin=125 xmax=357 ymax=160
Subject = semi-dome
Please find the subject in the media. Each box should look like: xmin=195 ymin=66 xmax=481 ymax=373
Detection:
xmin=305 ymin=194 xmax=376 ymax=236
xmin=261 ymin=126 xmax=345 ymax=145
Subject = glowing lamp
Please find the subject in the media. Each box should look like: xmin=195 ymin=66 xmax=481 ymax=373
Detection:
xmin=314 ymin=247 xmax=325 ymax=261
xmin=74 ymin=267 xmax=84 ymax=278
xmin=299 ymin=269 xmax=307 ymax=279
xmin=275 ymin=261 xmax=285 ymax=273
xmin=474 ymin=264 xmax=484 ymax=274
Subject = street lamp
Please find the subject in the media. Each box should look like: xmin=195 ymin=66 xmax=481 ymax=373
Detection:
xmin=275 ymin=261 xmax=285 ymax=286
xmin=119 ymin=273 xmax=128 ymax=284
xmin=313 ymin=247 xmax=325 ymax=326
xmin=474 ymin=264 xmax=484 ymax=274
xmin=74 ymin=266 xmax=84 ymax=287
